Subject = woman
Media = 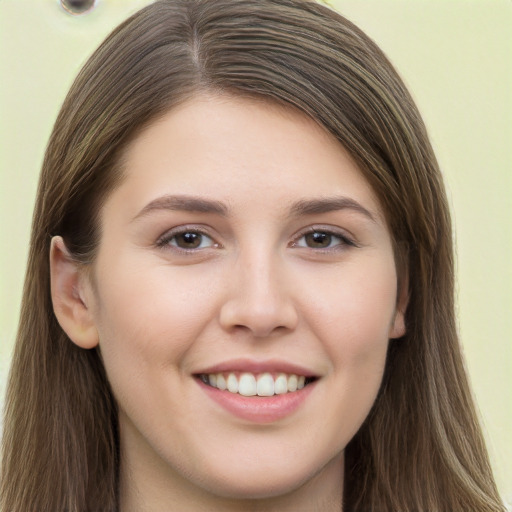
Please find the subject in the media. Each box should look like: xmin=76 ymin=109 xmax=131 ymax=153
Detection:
xmin=0 ymin=0 xmax=505 ymax=510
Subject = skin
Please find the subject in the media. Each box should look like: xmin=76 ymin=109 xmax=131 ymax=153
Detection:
xmin=50 ymin=95 xmax=406 ymax=511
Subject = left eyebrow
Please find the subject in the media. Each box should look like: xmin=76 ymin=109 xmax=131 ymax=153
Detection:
xmin=289 ymin=196 xmax=378 ymax=223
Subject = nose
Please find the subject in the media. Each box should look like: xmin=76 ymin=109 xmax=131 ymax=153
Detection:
xmin=219 ymin=252 xmax=299 ymax=338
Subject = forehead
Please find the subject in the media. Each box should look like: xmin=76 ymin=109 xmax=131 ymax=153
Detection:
xmin=104 ymin=94 xmax=384 ymax=223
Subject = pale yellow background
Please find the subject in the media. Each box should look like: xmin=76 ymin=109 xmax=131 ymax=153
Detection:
xmin=1 ymin=0 xmax=510 ymax=504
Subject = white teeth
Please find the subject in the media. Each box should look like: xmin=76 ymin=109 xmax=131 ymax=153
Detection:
xmin=238 ymin=373 xmax=257 ymax=396
xmin=203 ymin=371 xmax=313 ymax=396
xmin=216 ymin=374 xmax=227 ymax=390
xmin=227 ymin=373 xmax=238 ymax=393
xmin=274 ymin=373 xmax=288 ymax=394
xmin=287 ymin=374 xmax=298 ymax=392
xmin=256 ymin=372 xmax=274 ymax=396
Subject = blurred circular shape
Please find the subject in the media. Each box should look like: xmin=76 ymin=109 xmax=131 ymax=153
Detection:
xmin=60 ymin=0 xmax=97 ymax=15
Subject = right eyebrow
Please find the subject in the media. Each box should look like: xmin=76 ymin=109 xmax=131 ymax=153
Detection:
xmin=132 ymin=194 xmax=229 ymax=222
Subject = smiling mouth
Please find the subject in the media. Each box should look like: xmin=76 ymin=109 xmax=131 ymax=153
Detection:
xmin=196 ymin=372 xmax=317 ymax=397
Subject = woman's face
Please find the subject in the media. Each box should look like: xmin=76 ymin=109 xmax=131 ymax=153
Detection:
xmin=82 ymin=95 xmax=405 ymax=501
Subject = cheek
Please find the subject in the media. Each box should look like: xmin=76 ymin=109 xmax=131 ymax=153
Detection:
xmin=303 ymin=257 xmax=398 ymax=355
xmin=91 ymin=260 xmax=221 ymax=382
xmin=299 ymin=257 xmax=396 ymax=428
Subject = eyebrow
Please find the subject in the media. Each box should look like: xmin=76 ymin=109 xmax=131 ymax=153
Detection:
xmin=133 ymin=195 xmax=229 ymax=221
xmin=133 ymin=194 xmax=377 ymax=223
xmin=289 ymin=196 xmax=377 ymax=223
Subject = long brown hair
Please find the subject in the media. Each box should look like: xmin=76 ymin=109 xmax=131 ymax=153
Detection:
xmin=1 ymin=1 xmax=504 ymax=510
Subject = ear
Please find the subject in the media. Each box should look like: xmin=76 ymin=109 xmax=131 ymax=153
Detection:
xmin=389 ymin=275 xmax=409 ymax=339
xmin=50 ymin=236 xmax=99 ymax=349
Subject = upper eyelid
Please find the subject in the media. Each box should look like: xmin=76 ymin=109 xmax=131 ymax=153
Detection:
xmin=292 ymin=224 xmax=355 ymax=240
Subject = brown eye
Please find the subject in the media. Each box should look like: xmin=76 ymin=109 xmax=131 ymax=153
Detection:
xmin=294 ymin=230 xmax=354 ymax=250
xmin=172 ymin=232 xmax=208 ymax=249
xmin=304 ymin=232 xmax=333 ymax=248
xmin=156 ymin=228 xmax=218 ymax=252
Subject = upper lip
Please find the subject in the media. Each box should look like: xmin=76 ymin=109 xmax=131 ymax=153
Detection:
xmin=194 ymin=358 xmax=319 ymax=378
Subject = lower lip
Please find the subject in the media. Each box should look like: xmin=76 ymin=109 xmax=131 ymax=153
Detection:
xmin=197 ymin=379 xmax=316 ymax=424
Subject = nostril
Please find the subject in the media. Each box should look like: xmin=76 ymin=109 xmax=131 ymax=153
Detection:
xmin=60 ymin=0 xmax=97 ymax=16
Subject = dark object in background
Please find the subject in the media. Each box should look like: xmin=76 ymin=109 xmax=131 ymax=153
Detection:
xmin=61 ymin=0 xmax=96 ymax=15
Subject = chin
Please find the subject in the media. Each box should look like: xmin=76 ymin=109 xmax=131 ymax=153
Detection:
xmin=196 ymin=453 xmax=341 ymax=501
xmin=203 ymin=473 xmax=307 ymax=501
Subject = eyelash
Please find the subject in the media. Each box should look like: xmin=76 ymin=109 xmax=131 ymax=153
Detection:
xmin=291 ymin=227 xmax=357 ymax=251
xmin=155 ymin=226 xmax=357 ymax=253
xmin=155 ymin=226 xmax=218 ymax=252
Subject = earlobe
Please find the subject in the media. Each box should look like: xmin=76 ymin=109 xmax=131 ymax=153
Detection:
xmin=389 ymin=276 xmax=409 ymax=339
xmin=49 ymin=236 xmax=99 ymax=349
xmin=389 ymin=308 xmax=406 ymax=339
